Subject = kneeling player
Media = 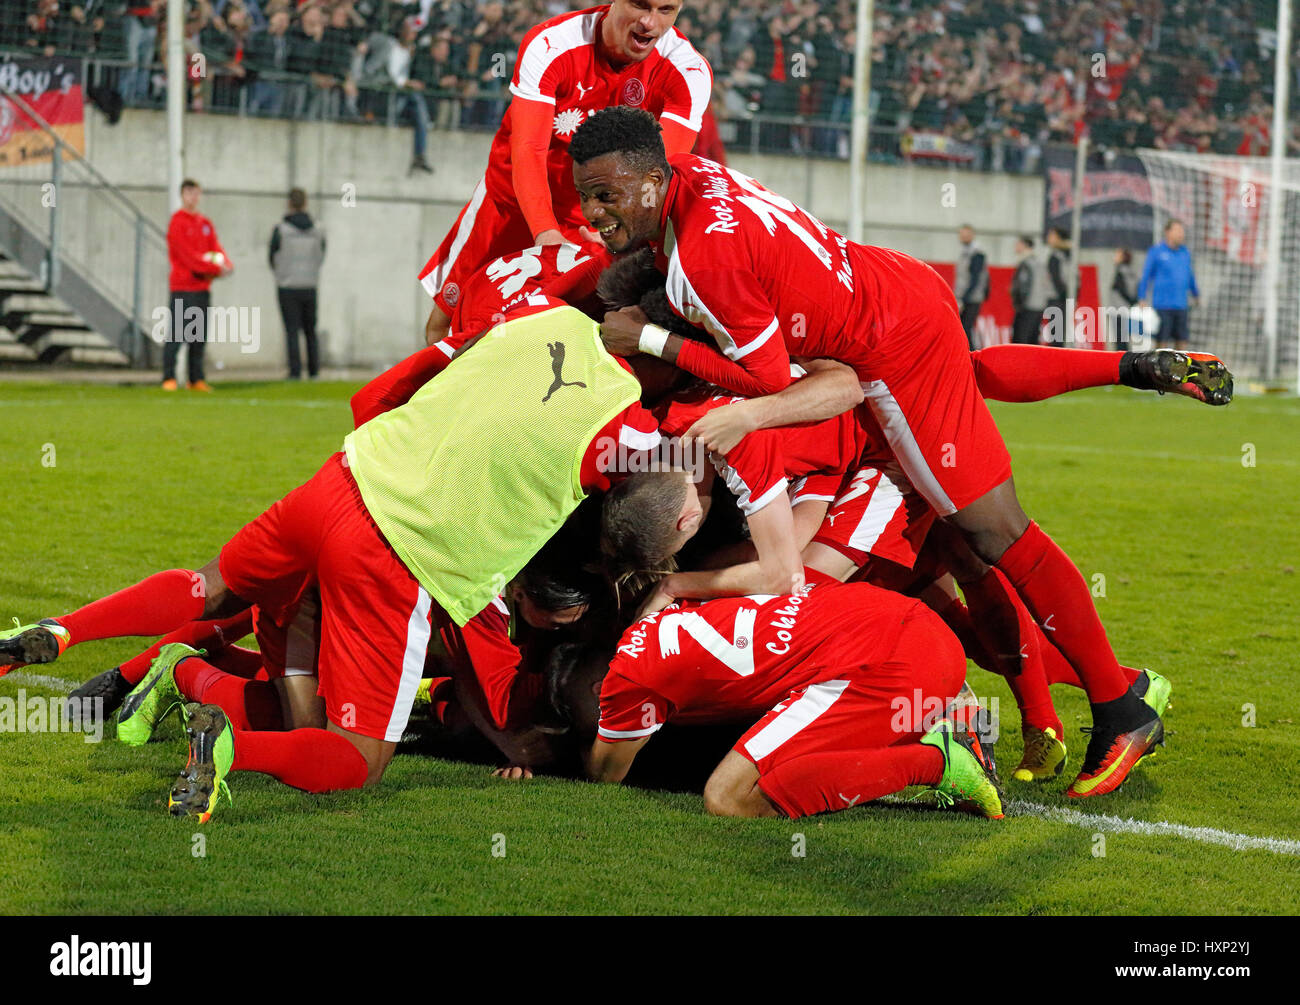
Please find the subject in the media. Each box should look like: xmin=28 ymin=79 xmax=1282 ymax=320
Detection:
xmin=560 ymin=580 xmax=1003 ymax=819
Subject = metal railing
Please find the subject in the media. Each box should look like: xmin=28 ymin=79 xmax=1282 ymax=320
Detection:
xmin=0 ymin=88 xmax=169 ymax=363
xmin=76 ymin=54 xmax=1050 ymax=175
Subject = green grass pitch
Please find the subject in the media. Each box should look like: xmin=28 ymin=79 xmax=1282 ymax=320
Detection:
xmin=1 ymin=379 xmax=1297 ymax=915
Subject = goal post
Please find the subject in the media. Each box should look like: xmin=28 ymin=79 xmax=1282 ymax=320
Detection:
xmin=1136 ymin=149 xmax=1300 ymax=389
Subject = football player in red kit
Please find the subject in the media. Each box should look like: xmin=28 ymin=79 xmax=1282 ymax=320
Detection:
xmin=566 ymin=581 xmax=1003 ymax=819
xmin=417 ymin=0 xmax=711 ymax=345
xmin=568 ymin=106 xmax=1232 ymax=798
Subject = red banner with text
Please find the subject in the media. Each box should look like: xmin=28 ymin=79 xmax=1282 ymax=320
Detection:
xmin=0 ymin=57 xmax=85 ymax=167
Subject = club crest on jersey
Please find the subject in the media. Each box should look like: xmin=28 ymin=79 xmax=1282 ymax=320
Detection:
xmin=554 ymin=107 xmax=585 ymax=137
xmin=442 ymin=282 xmax=460 ymax=307
xmin=621 ymin=77 xmax=646 ymax=107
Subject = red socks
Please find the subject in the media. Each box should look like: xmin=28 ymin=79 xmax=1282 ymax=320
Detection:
xmin=961 ymin=567 xmax=1063 ymax=736
xmin=996 ymin=522 xmax=1130 ymax=703
xmin=57 ymin=570 xmax=207 ymax=649
xmin=174 ymin=655 xmax=282 ymax=731
xmin=231 ymin=728 xmax=370 ymax=793
xmin=119 ymin=612 xmax=256 ymax=684
xmin=760 ymin=746 xmax=942 ymax=818
xmin=971 ymin=346 xmax=1122 ymax=403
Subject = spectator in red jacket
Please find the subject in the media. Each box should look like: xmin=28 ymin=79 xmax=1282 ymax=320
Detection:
xmin=165 ymin=179 xmax=233 ymax=391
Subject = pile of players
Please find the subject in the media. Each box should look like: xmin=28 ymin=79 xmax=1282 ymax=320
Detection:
xmin=0 ymin=1 xmax=1233 ymax=825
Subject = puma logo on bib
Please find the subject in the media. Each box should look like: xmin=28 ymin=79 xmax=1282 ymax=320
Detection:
xmin=542 ymin=341 xmax=587 ymax=403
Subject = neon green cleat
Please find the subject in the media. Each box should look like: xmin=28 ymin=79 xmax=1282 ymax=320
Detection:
xmin=168 ymin=703 xmax=234 ymax=824
xmin=920 ymin=717 xmax=1005 ymax=819
xmin=0 ymin=618 xmax=70 ymax=676
xmin=1134 ymin=668 xmax=1172 ymax=718
xmin=116 ymin=642 xmax=197 ymax=746
xmin=1011 ymin=725 xmax=1068 ymax=782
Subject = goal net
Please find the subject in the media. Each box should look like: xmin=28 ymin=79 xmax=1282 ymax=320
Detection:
xmin=1136 ymin=149 xmax=1300 ymax=387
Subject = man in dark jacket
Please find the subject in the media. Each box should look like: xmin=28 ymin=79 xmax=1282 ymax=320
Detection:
xmin=269 ymin=188 xmax=326 ymax=379
xmin=1043 ymin=226 xmax=1071 ymax=346
xmin=1009 ymin=235 xmax=1047 ymax=344
xmin=954 ymin=224 xmax=989 ymax=349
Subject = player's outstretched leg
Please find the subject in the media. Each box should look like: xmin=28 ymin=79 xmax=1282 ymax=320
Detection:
xmin=919 ymin=717 xmax=1005 ymax=819
xmin=970 ymin=344 xmax=1233 ymax=406
xmin=117 ymin=643 xmax=198 ymax=746
xmin=1120 ymin=348 xmax=1233 ymax=405
xmin=2 ymin=565 xmax=231 ymax=676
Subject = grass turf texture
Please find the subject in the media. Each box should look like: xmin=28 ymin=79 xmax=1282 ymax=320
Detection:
xmin=1 ymin=380 xmax=1297 ymax=915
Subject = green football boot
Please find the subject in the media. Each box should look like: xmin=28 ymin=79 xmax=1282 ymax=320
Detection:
xmin=116 ymin=642 xmax=198 ymax=746
xmin=168 ymin=703 xmax=234 ymax=824
xmin=920 ymin=717 xmax=1005 ymax=820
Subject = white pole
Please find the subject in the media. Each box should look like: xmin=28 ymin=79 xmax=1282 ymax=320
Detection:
xmin=166 ymin=0 xmax=185 ymax=213
xmin=1265 ymin=0 xmax=1291 ymax=384
xmin=848 ymin=0 xmax=874 ymax=243
xmin=1068 ymin=135 xmax=1087 ymax=303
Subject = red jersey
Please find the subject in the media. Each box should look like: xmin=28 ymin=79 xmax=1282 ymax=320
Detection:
xmin=657 ymin=154 xmax=945 ymax=396
xmin=438 ymin=595 xmax=544 ymax=732
xmin=654 ymin=378 xmax=866 ymax=516
xmin=167 ymin=209 xmax=229 ymax=292
xmin=597 ymin=582 xmax=924 ymax=741
xmin=447 ymin=242 xmax=613 ymax=344
xmin=495 ymin=6 xmax=712 ymax=233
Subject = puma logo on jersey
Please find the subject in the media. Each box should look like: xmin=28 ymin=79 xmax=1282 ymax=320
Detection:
xmin=542 ymin=35 xmax=553 ymax=53
xmin=542 ymin=341 xmax=587 ymax=403
xmin=575 ymin=81 xmax=592 ymax=99
xmin=839 ymin=792 xmax=861 ymax=807
xmin=826 ymin=511 xmax=844 ymax=526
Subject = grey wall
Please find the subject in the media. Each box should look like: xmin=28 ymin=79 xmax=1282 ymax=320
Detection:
xmin=83 ymin=108 xmax=1120 ymax=373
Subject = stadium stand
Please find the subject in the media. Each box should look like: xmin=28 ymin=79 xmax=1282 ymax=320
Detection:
xmin=0 ymin=0 xmax=1294 ymax=171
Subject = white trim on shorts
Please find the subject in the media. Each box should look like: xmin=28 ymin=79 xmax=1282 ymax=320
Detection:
xmin=743 ymin=679 xmax=851 ymax=762
xmin=384 ymin=585 xmax=433 ymax=742
xmin=421 ymin=177 xmax=488 ymax=298
xmin=844 ymin=469 xmax=906 ymax=556
xmin=860 ymin=379 xmax=957 ymax=516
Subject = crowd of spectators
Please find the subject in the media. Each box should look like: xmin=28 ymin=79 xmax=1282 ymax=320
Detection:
xmin=1 ymin=0 xmax=1298 ymax=172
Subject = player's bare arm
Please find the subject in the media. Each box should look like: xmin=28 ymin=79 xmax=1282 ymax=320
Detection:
xmin=683 ymin=361 xmax=863 ymax=455
xmin=639 ymin=492 xmax=805 ymax=616
xmin=585 ymin=733 xmax=651 ymax=783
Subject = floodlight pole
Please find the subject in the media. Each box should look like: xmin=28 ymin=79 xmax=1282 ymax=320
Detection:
xmin=1265 ymin=0 xmax=1292 ymax=386
xmin=166 ymin=0 xmax=185 ymax=213
xmin=848 ymin=0 xmax=874 ymax=243
xmin=1068 ymin=135 xmax=1087 ymax=303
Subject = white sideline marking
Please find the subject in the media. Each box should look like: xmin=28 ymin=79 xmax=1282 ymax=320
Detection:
xmin=2 ymin=671 xmax=77 ymax=693
xmin=1005 ymin=799 xmax=1300 ymax=856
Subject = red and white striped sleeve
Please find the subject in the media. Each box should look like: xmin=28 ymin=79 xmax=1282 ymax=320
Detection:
xmin=509 ymin=9 xmax=601 ymax=106
xmin=655 ymin=30 xmax=713 ymax=134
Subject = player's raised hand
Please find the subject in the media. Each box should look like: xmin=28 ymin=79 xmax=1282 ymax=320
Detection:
xmin=683 ymin=400 xmax=759 ymax=456
xmin=491 ymin=765 xmax=534 ymax=780
xmin=534 ymin=229 xmax=567 ymax=246
xmin=578 ymin=225 xmax=604 ymax=245
xmin=600 ymin=307 xmax=649 ymax=356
